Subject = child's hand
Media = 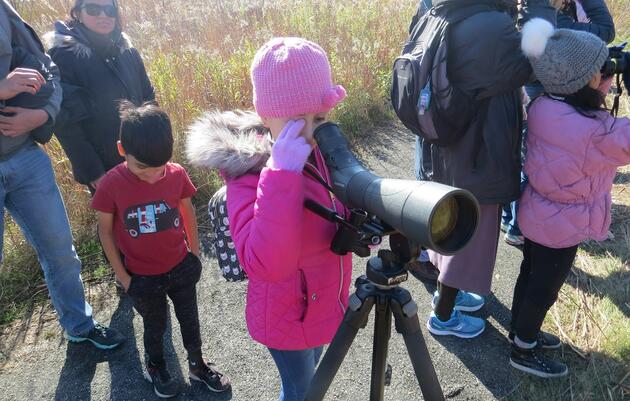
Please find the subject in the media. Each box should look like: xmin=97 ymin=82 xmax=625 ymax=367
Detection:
xmin=116 ymin=273 xmax=132 ymax=292
xmin=267 ymin=119 xmax=312 ymax=172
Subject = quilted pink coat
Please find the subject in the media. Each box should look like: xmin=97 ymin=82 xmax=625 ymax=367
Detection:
xmin=186 ymin=111 xmax=352 ymax=350
xmin=518 ymin=96 xmax=630 ymax=248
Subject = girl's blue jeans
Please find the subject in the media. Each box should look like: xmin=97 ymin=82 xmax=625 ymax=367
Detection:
xmin=268 ymin=346 xmax=324 ymax=401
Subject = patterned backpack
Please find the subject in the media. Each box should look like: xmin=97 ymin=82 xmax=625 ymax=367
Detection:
xmin=208 ymin=186 xmax=247 ymax=281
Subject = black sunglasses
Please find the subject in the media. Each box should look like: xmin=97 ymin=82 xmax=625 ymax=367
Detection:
xmin=82 ymin=3 xmax=117 ymax=18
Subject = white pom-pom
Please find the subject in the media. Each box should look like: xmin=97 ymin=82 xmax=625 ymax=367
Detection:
xmin=521 ymin=18 xmax=555 ymax=58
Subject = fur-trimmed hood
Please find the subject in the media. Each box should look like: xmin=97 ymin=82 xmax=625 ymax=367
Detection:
xmin=186 ymin=110 xmax=272 ymax=179
xmin=43 ymin=20 xmax=132 ymax=58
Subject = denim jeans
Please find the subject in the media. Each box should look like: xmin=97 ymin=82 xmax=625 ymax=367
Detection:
xmin=268 ymin=346 xmax=324 ymax=401
xmin=0 ymin=143 xmax=94 ymax=335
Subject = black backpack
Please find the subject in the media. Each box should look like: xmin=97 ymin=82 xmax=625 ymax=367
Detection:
xmin=391 ymin=3 xmax=493 ymax=146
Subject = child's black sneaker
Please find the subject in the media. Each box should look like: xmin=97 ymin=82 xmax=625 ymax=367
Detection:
xmin=64 ymin=322 xmax=124 ymax=350
xmin=143 ymin=361 xmax=179 ymax=398
xmin=508 ymin=331 xmax=561 ymax=349
xmin=189 ymin=360 xmax=231 ymax=393
xmin=509 ymin=344 xmax=568 ymax=378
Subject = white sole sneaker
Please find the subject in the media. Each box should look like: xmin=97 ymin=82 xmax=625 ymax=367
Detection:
xmin=509 ymin=358 xmax=568 ymax=378
xmin=426 ymin=319 xmax=485 ymax=339
xmin=189 ymin=372 xmax=227 ymax=393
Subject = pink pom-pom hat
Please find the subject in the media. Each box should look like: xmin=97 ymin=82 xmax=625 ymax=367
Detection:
xmin=251 ymin=37 xmax=346 ymax=118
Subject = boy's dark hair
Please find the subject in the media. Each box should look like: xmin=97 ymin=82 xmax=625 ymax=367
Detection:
xmin=562 ymin=84 xmax=607 ymax=118
xmin=119 ymin=100 xmax=173 ymax=167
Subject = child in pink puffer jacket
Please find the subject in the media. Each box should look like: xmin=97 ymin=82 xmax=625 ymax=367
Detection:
xmin=186 ymin=37 xmax=351 ymax=401
xmin=509 ymin=19 xmax=630 ymax=379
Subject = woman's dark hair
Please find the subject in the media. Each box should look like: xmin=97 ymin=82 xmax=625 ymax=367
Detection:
xmin=70 ymin=0 xmax=124 ymax=32
xmin=119 ymin=100 xmax=173 ymax=167
xmin=561 ymin=84 xmax=607 ymax=118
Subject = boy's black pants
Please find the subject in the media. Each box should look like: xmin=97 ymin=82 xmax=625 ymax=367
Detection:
xmin=511 ymin=238 xmax=578 ymax=343
xmin=127 ymin=252 xmax=203 ymax=365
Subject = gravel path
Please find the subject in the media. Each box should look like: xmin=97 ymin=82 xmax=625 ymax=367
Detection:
xmin=0 ymin=124 xmax=527 ymax=401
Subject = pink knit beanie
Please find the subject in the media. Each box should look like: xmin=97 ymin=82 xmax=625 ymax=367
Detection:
xmin=251 ymin=37 xmax=346 ymax=118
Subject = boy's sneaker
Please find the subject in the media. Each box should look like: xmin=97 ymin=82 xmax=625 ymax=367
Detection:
xmin=64 ymin=322 xmax=124 ymax=350
xmin=508 ymin=331 xmax=561 ymax=349
xmin=510 ymin=345 xmax=568 ymax=378
xmin=143 ymin=361 xmax=179 ymax=398
xmin=189 ymin=360 xmax=231 ymax=393
xmin=431 ymin=290 xmax=485 ymax=312
xmin=427 ymin=310 xmax=485 ymax=339
xmin=504 ymin=233 xmax=525 ymax=246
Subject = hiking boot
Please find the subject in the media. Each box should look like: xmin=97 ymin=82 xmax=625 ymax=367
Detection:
xmin=432 ymin=290 xmax=485 ymax=312
xmin=427 ymin=310 xmax=485 ymax=339
xmin=406 ymin=260 xmax=439 ymax=283
xmin=510 ymin=344 xmax=568 ymax=378
xmin=189 ymin=360 xmax=231 ymax=393
xmin=143 ymin=361 xmax=180 ymax=398
xmin=64 ymin=322 xmax=124 ymax=350
xmin=508 ymin=331 xmax=561 ymax=349
xmin=504 ymin=233 xmax=525 ymax=247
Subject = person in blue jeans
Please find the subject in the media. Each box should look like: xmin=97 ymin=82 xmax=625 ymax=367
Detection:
xmin=0 ymin=0 xmax=122 ymax=349
xmin=268 ymin=348 xmax=324 ymax=400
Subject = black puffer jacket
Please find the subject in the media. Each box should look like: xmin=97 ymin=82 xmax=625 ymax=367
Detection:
xmin=46 ymin=21 xmax=155 ymax=185
xmin=412 ymin=0 xmax=556 ymax=204
xmin=558 ymin=0 xmax=615 ymax=43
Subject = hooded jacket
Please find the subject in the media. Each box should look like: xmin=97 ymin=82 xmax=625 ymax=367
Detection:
xmin=187 ymin=111 xmax=352 ymax=350
xmin=45 ymin=21 xmax=154 ymax=185
xmin=413 ymin=0 xmax=556 ymax=204
xmin=518 ymin=97 xmax=630 ymax=248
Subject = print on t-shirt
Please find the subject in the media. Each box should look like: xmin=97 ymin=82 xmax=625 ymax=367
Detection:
xmin=124 ymin=200 xmax=180 ymax=238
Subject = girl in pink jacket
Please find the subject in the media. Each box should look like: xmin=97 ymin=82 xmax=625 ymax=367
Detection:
xmin=187 ymin=37 xmax=351 ymax=401
xmin=510 ymin=19 xmax=630 ymax=379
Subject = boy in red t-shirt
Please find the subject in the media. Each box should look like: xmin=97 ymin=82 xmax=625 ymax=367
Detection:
xmin=92 ymin=101 xmax=231 ymax=398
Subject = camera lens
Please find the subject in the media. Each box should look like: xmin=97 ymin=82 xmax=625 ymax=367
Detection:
xmin=430 ymin=197 xmax=458 ymax=243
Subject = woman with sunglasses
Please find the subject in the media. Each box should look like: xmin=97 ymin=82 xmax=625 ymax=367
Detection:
xmin=45 ymin=0 xmax=154 ymax=192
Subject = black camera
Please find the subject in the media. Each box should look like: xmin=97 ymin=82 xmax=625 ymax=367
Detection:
xmin=601 ymin=42 xmax=630 ymax=79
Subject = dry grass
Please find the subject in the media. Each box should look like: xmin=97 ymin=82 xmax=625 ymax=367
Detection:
xmin=0 ymin=0 xmax=418 ymax=322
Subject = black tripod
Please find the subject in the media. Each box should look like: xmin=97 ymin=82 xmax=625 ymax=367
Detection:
xmin=303 ymin=248 xmax=445 ymax=401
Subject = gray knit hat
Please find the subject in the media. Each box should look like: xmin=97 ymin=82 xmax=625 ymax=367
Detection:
xmin=521 ymin=18 xmax=609 ymax=95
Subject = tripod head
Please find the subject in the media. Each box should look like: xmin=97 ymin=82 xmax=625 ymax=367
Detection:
xmin=305 ymin=199 xmax=426 ymax=289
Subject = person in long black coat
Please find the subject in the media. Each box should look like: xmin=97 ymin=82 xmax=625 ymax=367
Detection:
xmin=46 ymin=0 xmax=154 ymax=191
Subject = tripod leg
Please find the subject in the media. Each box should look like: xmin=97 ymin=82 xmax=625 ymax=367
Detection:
xmin=304 ymin=294 xmax=375 ymax=401
xmin=393 ymin=295 xmax=445 ymax=401
xmin=370 ymin=296 xmax=392 ymax=401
